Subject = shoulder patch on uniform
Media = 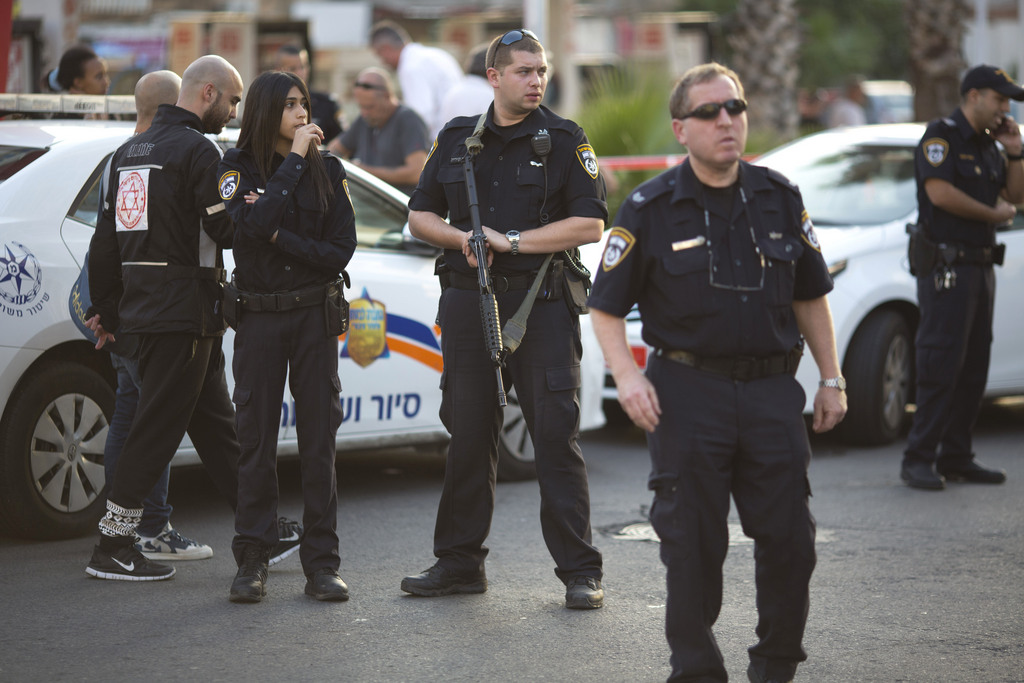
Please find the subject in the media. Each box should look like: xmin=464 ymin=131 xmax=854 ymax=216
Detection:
xmin=576 ymin=144 xmax=599 ymax=179
xmin=425 ymin=137 xmax=437 ymax=164
xmin=601 ymin=227 xmax=636 ymax=272
xmin=219 ymin=170 xmax=239 ymax=200
xmin=800 ymin=209 xmax=821 ymax=252
xmin=343 ymin=178 xmax=351 ymax=203
xmin=922 ymin=138 xmax=949 ymax=167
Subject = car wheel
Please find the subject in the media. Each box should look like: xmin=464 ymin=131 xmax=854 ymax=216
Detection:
xmin=838 ymin=311 xmax=912 ymax=446
xmin=497 ymin=389 xmax=537 ymax=482
xmin=0 ymin=362 xmax=113 ymax=539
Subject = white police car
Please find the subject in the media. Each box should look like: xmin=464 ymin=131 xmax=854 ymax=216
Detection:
xmin=0 ymin=110 xmax=605 ymax=539
xmin=605 ymin=124 xmax=1024 ymax=445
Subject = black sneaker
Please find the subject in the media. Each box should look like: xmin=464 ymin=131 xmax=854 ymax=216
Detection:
xmin=400 ymin=563 xmax=487 ymax=596
xmin=230 ymin=546 xmax=270 ymax=604
xmin=565 ymin=576 xmax=604 ymax=609
xmin=305 ymin=568 xmax=350 ymax=602
xmin=85 ymin=544 xmax=175 ymax=581
xmin=269 ymin=517 xmax=303 ymax=566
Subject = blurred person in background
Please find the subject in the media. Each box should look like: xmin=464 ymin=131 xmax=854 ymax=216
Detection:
xmin=825 ymin=75 xmax=867 ymax=128
xmin=329 ymin=67 xmax=429 ymax=196
xmin=439 ymin=42 xmax=494 ymax=123
xmin=369 ymin=20 xmax=462 ymax=139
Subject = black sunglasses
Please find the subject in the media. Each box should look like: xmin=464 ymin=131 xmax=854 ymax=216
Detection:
xmin=491 ymin=29 xmax=539 ymax=68
xmin=680 ymin=98 xmax=748 ymax=120
xmin=353 ymin=81 xmax=382 ymax=91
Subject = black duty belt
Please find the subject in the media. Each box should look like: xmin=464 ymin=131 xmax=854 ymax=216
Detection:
xmin=655 ymin=347 xmax=801 ymax=382
xmin=445 ymin=270 xmax=537 ymax=292
xmin=942 ymin=243 xmax=1003 ymax=266
xmin=237 ymin=282 xmax=329 ymax=312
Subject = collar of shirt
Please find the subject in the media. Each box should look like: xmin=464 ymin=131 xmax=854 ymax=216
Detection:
xmin=481 ymin=104 xmax=553 ymax=143
xmin=152 ymin=103 xmax=205 ymax=134
xmin=950 ymin=106 xmax=986 ymax=144
xmin=669 ymin=158 xmax=775 ymax=208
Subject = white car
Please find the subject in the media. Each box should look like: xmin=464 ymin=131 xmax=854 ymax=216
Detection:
xmin=0 ymin=117 xmax=605 ymax=539
xmin=606 ymin=124 xmax=1024 ymax=445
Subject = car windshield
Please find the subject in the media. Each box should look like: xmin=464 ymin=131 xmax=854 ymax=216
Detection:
xmin=0 ymin=145 xmax=47 ymax=182
xmin=758 ymin=136 xmax=918 ymax=226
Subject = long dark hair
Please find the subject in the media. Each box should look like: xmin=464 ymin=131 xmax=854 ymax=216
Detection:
xmin=237 ymin=71 xmax=334 ymax=213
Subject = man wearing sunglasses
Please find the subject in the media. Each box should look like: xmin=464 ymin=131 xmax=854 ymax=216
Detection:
xmin=329 ymin=67 xmax=429 ymax=196
xmin=403 ymin=29 xmax=608 ymax=610
xmin=589 ymin=63 xmax=846 ymax=683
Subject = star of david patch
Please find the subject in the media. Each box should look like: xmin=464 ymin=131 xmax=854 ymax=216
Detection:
xmin=116 ymin=168 xmax=149 ymax=232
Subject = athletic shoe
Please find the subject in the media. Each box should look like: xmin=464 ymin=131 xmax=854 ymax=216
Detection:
xmin=136 ymin=523 xmax=213 ymax=561
xmin=85 ymin=544 xmax=175 ymax=581
xmin=269 ymin=517 xmax=303 ymax=566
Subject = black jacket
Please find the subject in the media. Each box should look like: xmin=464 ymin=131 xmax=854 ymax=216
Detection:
xmin=217 ymin=148 xmax=356 ymax=293
xmin=89 ymin=105 xmax=233 ymax=336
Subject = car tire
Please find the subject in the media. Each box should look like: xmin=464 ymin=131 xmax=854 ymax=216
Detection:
xmin=0 ymin=362 xmax=113 ymax=539
xmin=497 ymin=389 xmax=537 ymax=482
xmin=838 ymin=310 xmax=913 ymax=446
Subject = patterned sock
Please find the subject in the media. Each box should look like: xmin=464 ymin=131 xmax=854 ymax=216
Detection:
xmin=98 ymin=499 xmax=142 ymax=539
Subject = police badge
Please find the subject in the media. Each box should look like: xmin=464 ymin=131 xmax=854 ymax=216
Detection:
xmin=923 ymin=138 xmax=949 ymax=167
xmin=576 ymin=144 xmax=600 ymax=179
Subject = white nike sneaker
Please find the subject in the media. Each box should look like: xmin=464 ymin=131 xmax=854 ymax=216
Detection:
xmin=136 ymin=523 xmax=213 ymax=561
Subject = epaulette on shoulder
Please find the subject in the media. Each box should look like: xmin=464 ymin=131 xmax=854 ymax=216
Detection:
xmin=940 ymin=117 xmax=956 ymax=127
xmin=626 ymin=174 xmax=672 ymax=208
xmin=763 ymin=166 xmax=800 ymax=195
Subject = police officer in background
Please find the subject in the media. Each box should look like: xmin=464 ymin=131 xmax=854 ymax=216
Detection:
xmin=275 ymin=44 xmax=344 ymax=148
xmin=901 ymin=65 xmax=1024 ymax=490
xmin=402 ymin=29 xmax=607 ymax=609
xmin=589 ymin=63 xmax=846 ymax=683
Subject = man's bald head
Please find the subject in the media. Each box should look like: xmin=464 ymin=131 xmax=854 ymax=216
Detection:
xmin=178 ymin=55 xmax=245 ymax=134
xmin=134 ymin=70 xmax=181 ymax=133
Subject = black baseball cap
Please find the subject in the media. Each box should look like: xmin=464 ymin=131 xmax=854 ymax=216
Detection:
xmin=960 ymin=65 xmax=1024 ymax=100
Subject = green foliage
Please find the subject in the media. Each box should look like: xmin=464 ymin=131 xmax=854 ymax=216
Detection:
xmin=576 ymin=66 xmax=681 ymax=220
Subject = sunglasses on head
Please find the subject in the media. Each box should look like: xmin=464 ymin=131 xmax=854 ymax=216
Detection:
xmin=680 ymin=98 xmax=748 ymax=120
xmin=353 ymin=81 xmax=382 ymax=91
xmin=491 ymin=29 xmax=539 ymax=68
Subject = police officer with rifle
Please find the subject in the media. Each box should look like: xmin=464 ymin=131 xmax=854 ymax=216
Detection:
xmin=402 ymin=29 xmax=608 ymax=609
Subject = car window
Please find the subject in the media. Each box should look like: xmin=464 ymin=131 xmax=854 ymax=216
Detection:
xmin=346 ymin=174 xmax=409 ymax=249
xmin=67 ymin=154 xmax=112 ymax=228
xmin=0 ymin=145 xmax=46 ymax=182
xmin=759 ymin=140 xmax=918 ymax=226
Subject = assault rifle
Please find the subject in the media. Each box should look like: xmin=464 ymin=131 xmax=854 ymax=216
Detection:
xmin=463 ymin=128 xmax=508 ymax=407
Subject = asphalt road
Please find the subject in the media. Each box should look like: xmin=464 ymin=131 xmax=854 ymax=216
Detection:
xmin=1 ymin=400 xmax=1021 ymax=682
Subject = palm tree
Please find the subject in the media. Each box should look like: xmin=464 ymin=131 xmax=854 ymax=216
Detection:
xmin=905 ymin=0 xmax=970 ymax=121
xmin=728 ymin=0 xmax=801 ymax=140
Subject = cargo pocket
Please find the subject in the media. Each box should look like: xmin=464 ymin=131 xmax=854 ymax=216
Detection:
xmin=648 ymin=471 xmax=686 ymax=553
xmin=232 ymin=385 xmax=258 ymax=448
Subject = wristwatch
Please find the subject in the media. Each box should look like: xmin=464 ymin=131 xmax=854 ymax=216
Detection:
xmin=506 ymin=230 xmax=520 ymax=256
xmin=819 ymin=376 xmax=847 ymax=391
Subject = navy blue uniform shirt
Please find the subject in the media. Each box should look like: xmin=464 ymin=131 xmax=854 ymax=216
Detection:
xmin=408 ymin=104 xmax=607 ymax=275
xmin=915 ymin=107 xmax=1007 ymax=248
xmin=218 ymin=148 xmax=357 ymax=293
xmin=588 ymin=159 xmax=833 ymax=357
